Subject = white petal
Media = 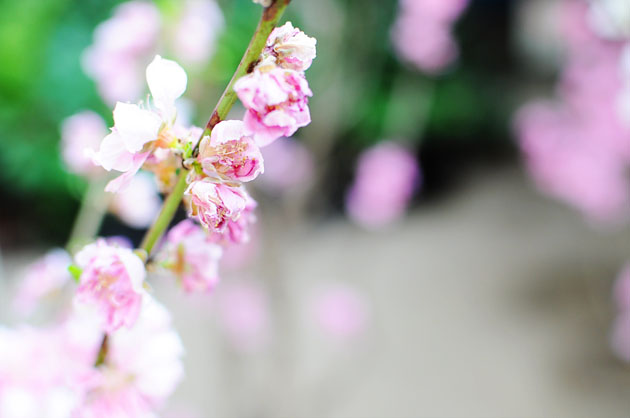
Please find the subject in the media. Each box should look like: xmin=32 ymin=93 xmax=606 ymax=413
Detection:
xmin=113 ymin=102 xmax=162 ymax=153
xmin=146 ymin=55 xmax=188 ymax=121
xmin=93 ymin=132 xmax=134 ymax=171
xmin=210 ymin=120 xmax=247 ymax=145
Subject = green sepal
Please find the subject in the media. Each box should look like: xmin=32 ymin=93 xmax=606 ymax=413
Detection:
xmin=68 ymin=264 xmax=82 ymax=283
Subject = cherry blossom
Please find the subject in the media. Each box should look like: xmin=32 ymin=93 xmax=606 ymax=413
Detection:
xmin=185 ymin=179 xmax=250 ymax=233
xmin=159 ymin=220 xmax=223 ymax=293
xmin=90 ymin=55 xmax=188 ymax=193
xmin=60 ymin=111 xmax=108 ymax=177
xmin=262 ymin=22 xmax=317 ymax=72
xmin=73 ymin=298 xmax=184 ymax=418
xmin=346 ymin=142 xmax=419 ymax=228
xmin=234 ymin=67 xmax=312 ymax=146
xmin=74 ymin=240 xmax=146 ymax=333
xmin=391 ymin=0 xmax=470 ymax=73
xmin=197 ymin=120 xmax=264 ymax=182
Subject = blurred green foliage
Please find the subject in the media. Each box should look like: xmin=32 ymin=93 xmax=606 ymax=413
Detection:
xmin=0 ymin=0 xmax=516 ymax=244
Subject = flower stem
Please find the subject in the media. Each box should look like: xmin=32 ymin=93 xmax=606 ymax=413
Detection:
xmin=196 ymin=0 xmax=292 ymax=148
xmin=138 ymin=0 xmax=291 ymax=258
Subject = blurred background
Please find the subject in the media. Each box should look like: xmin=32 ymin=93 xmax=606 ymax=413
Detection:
xmin=0 ymin=0 xmax=629 ymax=416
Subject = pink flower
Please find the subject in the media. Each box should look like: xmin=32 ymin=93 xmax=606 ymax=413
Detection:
xmin=173 ymin=0 xmax=224 ymax=66
xmin=234 ymin=67 xmax=312 ymax=146
xmin=215 ymin=281 xmax=270 ymax=352
xmin=60 ymin=111 xmax=108 ymax=177
xmin=82 ymin=1 xmax=161 ymax=105
xmin=159 ymin=220 xmax=223 ymax=293
xmin=346 ymin=142 xmax=419 ymax=228
xmin=184 ymin=179 xmax=249 ymax=233
xmin=12 ymin=249 xmax=72 ymax=316
xmin=515 ymin=1 xmax=630 ymax=223
xmin=311 ymin=283 xmax=369 ymax=341
xmin=198 ymin=120 xmax=264 ymax=182
xmin=391 ymin=0 xmax=470 ymax=73
xmin=109 ymin=172 xmax=162 ymax=229
xmin=74 ymin=240 xmax=146 ymax=333
xmin=224 ymin=192 xmax=257 ymax=244
xmin=263 ymin=22 xmax=317 ymax=72
xmin=90 ymin=55 xmax=188 ymax=193
xmin=73 ymin=297 xmax=184 ymax=417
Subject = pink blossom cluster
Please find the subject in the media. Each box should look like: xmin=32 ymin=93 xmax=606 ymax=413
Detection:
xmin=515 ymin=0 xmax=630 ymax=222
xmin=0 ymin=298 xmax=183 ymax=417
xmin=611 ymin=263 xmax=630 ymax=362
xmin=83 ymin=0 xmax=224 ymax=105
xmin=391 ymin=0 xmax=470 ymax=73
xmin=346 ymin=142 xmax=420 ymax=228
xmin=177 ymin=22 xmax=316 ymax=289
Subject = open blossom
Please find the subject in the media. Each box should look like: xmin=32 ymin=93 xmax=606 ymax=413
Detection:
xmin=74 ymin=240 xmax=146 ymax=333
xmin=90 ymin=55 xmax=188 ymax=193
xmin=185 ymin=179 xmax=249 ymax=233
xmin=60 ymin=111 xmax=108 ymax=177
xmin=198 ymin=120 xmax=264 ymax=182
xmin=262 ymin=22 xmax=317 ymax=72
xmin=82 ymin=1 xmax=161 ymax=105
xmin=391 ymin=0 xmax=470 ymax=73
xmin=74 ymin=298 xmax=184 ymax=418
xmin=159 ymin=220 xmax=223 ymax=293
xmin=346 ymin=142 xmax=420 ymax=228
xmin=234 ymin=67 xmax=312 ymax=146
xmin=12 ymin=249 xmax=72 ymax=316
xmin=224 ymin=192 xmax=257 ymax=244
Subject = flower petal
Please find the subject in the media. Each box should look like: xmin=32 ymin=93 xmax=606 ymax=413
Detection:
xmin=105 ymin=152 xmax=151 ymax=193
xmin=91 ymin=132 xmax=134 ymax=172
xmin=210 ymin=120 xmax=247 ymax=145
xmin=113 ymin=102 xmax=162 ymax=152
xmin=146 ymin=55 xmax=188 ymax=122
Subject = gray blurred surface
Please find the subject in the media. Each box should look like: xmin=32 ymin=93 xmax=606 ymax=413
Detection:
xmin=2 ymin=166 xmax=630 ymax=417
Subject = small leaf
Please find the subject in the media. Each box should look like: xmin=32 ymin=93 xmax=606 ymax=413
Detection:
xmin=68 ymin=264 xmax=82 ymax=283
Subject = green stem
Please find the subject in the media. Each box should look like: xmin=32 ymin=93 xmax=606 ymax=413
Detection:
xmin=67 ymin=177 xmax=112 ymax=254
xmin=139 ymin=0 xmax=291 ymax=257
xmin=195 ymin=0 xmax=291 ymax=149
xmin=139 ymin=171 xmax=188 ymax=256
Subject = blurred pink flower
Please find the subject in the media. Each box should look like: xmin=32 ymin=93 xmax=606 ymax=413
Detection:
xmin=109 ymin=172 xmax=162 ymax=229
xmin=346 ymin=142 xmax=419 ymax=228
xmin=12 ymin=249 xmax=72 ymax=316
xmin=311 ymin=283 xmax=369 ymax=341
xmin=82 ymin=1 xmax=161 ymax=105
xmin=185 ymin=179 xmax=250 ymax=234
xmin=74 ymin=240 xmax=146 ymax=333
xmin=174 ymin=0 xmax=224 ymax=66
xmin=391 ymin=0 xmax=470 ymax=73
xmin=263 ymin=22 xmax=317 ymax=72
xmin=60 ymin=111 xmax=108 ymax=177
xmin=515 ymin=2 xmax=630 ymax=222
xmin=257 ymin=137 xmax=314 ymax=193
xmin=198 ymin=120 xmax=264 ymax=183
xmin=216 ymin=281 xmax=270 ymax=351
xmin=75 ymin=298 xmax=184 ymax=418
xmin=234 ymin=67 xmax=312 ymax=146
xmin=159 ymin=220 xmax=223 ymax=293
xmin=90 ymin=55 xmax=188 ymax=193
